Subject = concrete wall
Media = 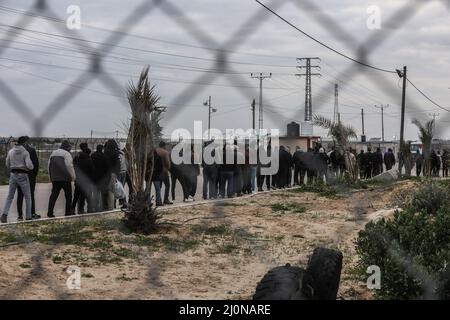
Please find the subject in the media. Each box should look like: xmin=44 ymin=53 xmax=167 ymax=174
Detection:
xmin=279 ymin=136 xmax=320 ymax=153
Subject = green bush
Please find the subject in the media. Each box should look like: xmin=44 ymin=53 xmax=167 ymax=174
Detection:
xmin=410 ymin=182 xmax=450 ymax=215
xmin=290 ymin=182 xmax=338 ymax=198
xmin=391 ymin=180 xmax=449 ymax=214
xmin=356 ymin=181 xmax=450 ymax=299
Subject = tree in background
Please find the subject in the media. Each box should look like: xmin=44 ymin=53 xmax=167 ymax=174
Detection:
xmin=412 ymin=118 xmax=434 ymax=177
xmin=313 ymin=115 xmax=358 ymax=181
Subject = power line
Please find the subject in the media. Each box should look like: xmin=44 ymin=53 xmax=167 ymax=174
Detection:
xmin=0 ymin=56 xmax=296 ymax=90
xmin=407 ymin=78 xmax=450 ymax=112
xmin=254 ymin=0 xmax=396 ymax=74
xmin=0 ymin=5 xmax=297 ymax=61
xmin=0 ymin=23 xmax=296 ymax=68
xmin=0 ymin=27 xmax=302 ymax=77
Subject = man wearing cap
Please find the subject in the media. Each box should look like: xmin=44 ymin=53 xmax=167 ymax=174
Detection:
xmin=47 ymin=140 xmax=76 ymax=217
xmin=1 ymin=136 xmax=35 ymax=223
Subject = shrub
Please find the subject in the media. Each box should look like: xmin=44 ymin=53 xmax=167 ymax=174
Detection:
xmin=290 ymin=182 xmax=338 ymax=198
xmin=356 ymin=181 xmax=450 ymax=299
xmin=391 ymin=180 xmax=449 ymax=214
xmin=410 ymin=181 xmax=449 ymax=215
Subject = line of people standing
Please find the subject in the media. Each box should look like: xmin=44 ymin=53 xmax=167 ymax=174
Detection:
xmin=415 ymin=149 xmax=449 ymax=177
xmin=1 ymin=138 xmax=128 ymax=223
xmin=356 ymin=147 xmax=396 ymax=179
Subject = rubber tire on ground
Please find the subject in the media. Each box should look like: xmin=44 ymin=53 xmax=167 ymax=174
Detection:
xmin=253 ymin=265 xmax=313 ymax=300
xmin=306 ymin=247 xmax=343 ymax=300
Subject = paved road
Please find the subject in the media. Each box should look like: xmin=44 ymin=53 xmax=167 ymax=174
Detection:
xmin=0 ymin=177 xmax=202 ymax=223
xmin=0 ymin=164 xmax=420 ymax=223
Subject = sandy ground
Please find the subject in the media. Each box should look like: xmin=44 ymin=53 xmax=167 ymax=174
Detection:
xmin=0 ymin=180 xmax=415 ymax=300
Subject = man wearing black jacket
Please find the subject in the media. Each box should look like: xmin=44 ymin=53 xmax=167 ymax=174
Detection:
xmin=277 ymin=146 xmax=293 ymax=188
xmin=372 ymin=148 xmax=384 ymax=176
xmin=292 ymin=147 xmax=305 ymax=186
xmin=16 ymin=136 xmax=40 ymax=220
xmin=72 ymin=143 xmax=94 ymax=213
xmin=91 ymin=144 xmax=108 ymax=212
xmin=220 ymin=145 xmax=235 ymax=198
xmin=383 ymin=148 xmax=396 ymax=171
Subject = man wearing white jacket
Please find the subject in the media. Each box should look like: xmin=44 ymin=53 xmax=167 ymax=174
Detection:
xmin=1 ymin=136 xmax=35 ymax=223
xmin=47 ymin=140 xmax=76 ymax=218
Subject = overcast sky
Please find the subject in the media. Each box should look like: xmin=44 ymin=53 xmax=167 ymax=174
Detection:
xmin=0 ymin=0 xmax=449 ymax=141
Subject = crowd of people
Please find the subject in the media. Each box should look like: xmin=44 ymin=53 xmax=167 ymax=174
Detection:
xmin=1 ymin=137 xmax=126 ymax=223
xmin=1 ymin=136 xmax=449 ymax=223
xmin=415 ymin=149 xmax=450 ymax=177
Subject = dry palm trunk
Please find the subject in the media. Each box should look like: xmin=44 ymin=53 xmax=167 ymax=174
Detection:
xmin=123 ymin=67 xmax=162 ymax=234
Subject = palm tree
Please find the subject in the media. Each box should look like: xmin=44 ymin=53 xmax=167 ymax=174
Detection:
xmin=123 ymin=67 xmax=162 ymax=234
xmin=313 ymin=115 xmax=358 ymax=180
xmin=412 ymin=118 xmax=434 ymax=177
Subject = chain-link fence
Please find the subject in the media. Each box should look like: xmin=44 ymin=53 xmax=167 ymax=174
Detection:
xmin=0 ymin=0 xmax=449 ymax=300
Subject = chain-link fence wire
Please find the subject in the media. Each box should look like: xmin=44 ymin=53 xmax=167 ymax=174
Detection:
xmin=1 ymin=0 xmax=450 ymax=299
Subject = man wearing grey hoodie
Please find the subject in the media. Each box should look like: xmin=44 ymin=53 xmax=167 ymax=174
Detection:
xmin=1 ymin=136 xmax=34 ymax=223
xmin=47 ymin=140 xmax=76 ymax=217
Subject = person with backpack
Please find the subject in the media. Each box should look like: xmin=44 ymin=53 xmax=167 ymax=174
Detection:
xmin=47 ymin=140 xmax=76 ymax=217
xmin=1 ymin=136 xmax=36 ymax=223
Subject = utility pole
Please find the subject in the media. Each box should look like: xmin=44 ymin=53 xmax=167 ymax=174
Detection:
xmin=251 ymin=99 xmax=256 ymax=131
xmin=397 ymin=66 xmax=407 ymax=173
xmin=361 ymin=108 xmax=365 ymax=136
xmin=375 ymin=104 xmax=389 ymax=142
xmin=203 ymin=96 xmax=217 ymax=140
xmin=90 ymin=130 xmax=93 ymax=150
xmin=251 ymin=73 xmax=272 ymax=130
xmin=333 ymin=84 xmax=339 ymax=124
xmin=296 ymin=58 xmax=321 ymax=121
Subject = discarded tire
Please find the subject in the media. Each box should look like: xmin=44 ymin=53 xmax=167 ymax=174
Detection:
xmin=306 ymin=247 xmax=343 ymax=300
xmin=253 ymin=264 xmax=314 ymax=300
xmin=253 ymin=247 xmax=343 ymax=300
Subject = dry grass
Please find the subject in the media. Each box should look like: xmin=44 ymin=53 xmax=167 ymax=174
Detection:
xmin=0 ymin=180 xmax=411 ymax=299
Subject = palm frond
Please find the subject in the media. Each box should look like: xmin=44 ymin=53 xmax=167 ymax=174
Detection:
xmin=313 ymin=114 xmax=333 ymax=130
xmin=412 ymin=118 xmax=435 ymax=177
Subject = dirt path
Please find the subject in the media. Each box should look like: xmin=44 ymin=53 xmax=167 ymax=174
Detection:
xmin=0 ymin=181 xmax=411 ymax=300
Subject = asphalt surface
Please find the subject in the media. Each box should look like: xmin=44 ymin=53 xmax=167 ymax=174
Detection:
xmin=0 ymin=177 xmax=200 ymax=223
